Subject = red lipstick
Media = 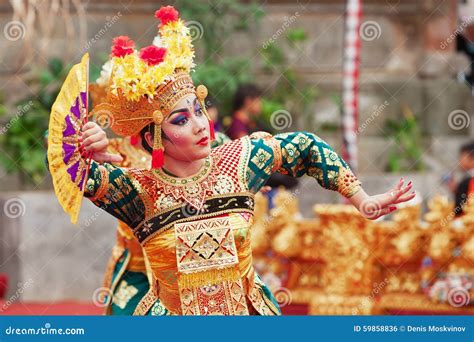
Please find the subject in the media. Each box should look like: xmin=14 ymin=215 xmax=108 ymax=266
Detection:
xmin=196 ymin=137 xmax=209 ymax=145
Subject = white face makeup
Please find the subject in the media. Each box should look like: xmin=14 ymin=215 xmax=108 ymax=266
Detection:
xmin=158 ymin=94 xmax=211 ymax=163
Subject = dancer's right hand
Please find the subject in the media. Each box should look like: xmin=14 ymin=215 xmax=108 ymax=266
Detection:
xmin=81 ymin=122 xmax=123 ymax=163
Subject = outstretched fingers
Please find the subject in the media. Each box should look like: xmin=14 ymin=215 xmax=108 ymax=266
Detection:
xmin=379 ymin=180 xmax=413 ymax=208
xmin=393 ymin=191 xmax=416 ymax=204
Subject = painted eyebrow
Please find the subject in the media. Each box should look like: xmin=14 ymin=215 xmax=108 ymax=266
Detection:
xmin=169 ymin=108 xmax=189 ymax=116
xmin=167 ymin=98 xmax=200 ymax=119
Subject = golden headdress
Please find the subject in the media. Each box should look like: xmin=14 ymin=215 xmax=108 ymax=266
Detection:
xmin=90 ymin=5 xmax=214 ymax=168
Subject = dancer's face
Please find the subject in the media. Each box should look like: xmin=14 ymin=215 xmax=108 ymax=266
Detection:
xmin=160 ymin=94 xmax=211 ymax=162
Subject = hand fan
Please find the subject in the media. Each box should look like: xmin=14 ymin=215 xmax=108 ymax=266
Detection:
xmin=47 ymin=53 xmax=91 ymax=224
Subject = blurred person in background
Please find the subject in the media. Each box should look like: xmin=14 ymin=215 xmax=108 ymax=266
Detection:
xmin=227 ymin=84 xmax=265 ymax=139
xmin=446 ymin=141 xmax=474 ymax=216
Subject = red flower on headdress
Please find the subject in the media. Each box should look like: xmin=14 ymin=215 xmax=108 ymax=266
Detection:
xmin=154 ymin=6 xmax=179 ymax=26
xmin=139 ymin=45 xmax=167 ymax=66
xmin=111 ymin=36 xmax=135 ymax=58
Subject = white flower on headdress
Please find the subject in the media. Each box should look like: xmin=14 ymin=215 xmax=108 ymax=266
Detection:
xmin=152 ymin=35 xmax=163 ymax=48
xmin=96 ymin=60 xmax=114 ymax=86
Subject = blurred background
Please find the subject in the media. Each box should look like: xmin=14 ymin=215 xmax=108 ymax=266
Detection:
xmin=0 ymin=0 xmax=472 ymax=315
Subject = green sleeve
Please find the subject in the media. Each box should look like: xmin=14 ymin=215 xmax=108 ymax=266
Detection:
xmin=84 ymin=161 xmax=146 ymax=228
xmin=246 ymin=131 xmax=361 ymax=197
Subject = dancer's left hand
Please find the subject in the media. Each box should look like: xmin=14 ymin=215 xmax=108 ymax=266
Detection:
xmin=350 ymin=178 xmax=415 ymax=220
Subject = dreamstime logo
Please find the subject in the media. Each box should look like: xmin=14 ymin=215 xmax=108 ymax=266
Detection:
xmin=4 ymin=198 xmax=26 ymax=219
xmin=359 ymin=21 xmax=381 ymax=41
xmin=448 ymin=110 xmax=470 ymax=131
xmin=447 ymin=287 xmax=471 ymax=307
xmin=270 ymin=110 xmax=292 ymax=131
xmin=4 ymin=21 xmax=26 ymax=41
xmin=186 ymin=21 xmax=204 ymax=41
xmin=92 ymin=287 xmax=113 ymax=308
xmin=93 ymin=110 xmax=114 ymax=129
xmin=359 ymin=198 xmax=382 ymax=220
xmin=181 ymin=203 xmax=199 ymax=218
xmin=273 ymin=287 xmax=292 ymax=307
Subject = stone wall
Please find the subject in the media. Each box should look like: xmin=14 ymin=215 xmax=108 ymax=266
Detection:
xmin=0 ymin=192 xmax=116 ymax=302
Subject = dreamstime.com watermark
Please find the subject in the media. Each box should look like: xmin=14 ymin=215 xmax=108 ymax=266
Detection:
xmin=262 ymin=12 xmax=300 ymax=49
xmin=261 ymin=188 xmax=301 ymax=229
xmin=441 ymin=16 xmax=474 ymax=50
xmin=82 ymin=12 xmax=122 ymax=52
xmin=270 ymin=109 xmax=293 ymax=131
xmin=357 ymin=100 xmax=389 ymax=134
xmin=441 ymin=192 xmax=474 ymax=227
xmin=4 ymin=323 xmax=85 ymax=336
xmin=0 ymin=278 xmax=34 ymax=313
xmin=82 ymin=191 xmax=125 ymax=227
xmin=0 ymin=101 xmax=34 ymax=135
xmin=352 ymin=278 xmax=390 ymax=315
xmin=83 ymin=209 xmax=103 ymax=228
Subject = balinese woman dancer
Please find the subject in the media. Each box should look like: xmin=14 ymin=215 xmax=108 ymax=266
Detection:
xmin=48 ymin=5 xmax=415 ymax=315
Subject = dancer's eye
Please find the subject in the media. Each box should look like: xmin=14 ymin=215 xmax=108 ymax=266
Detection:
xmin=170 ymin=114 xmax=189 ymax=126
xmin=195 ymin=103 xmax=203 ymax=116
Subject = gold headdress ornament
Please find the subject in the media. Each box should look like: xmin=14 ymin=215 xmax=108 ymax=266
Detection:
xmin=90 ymin=5 xmax=215 ymax=169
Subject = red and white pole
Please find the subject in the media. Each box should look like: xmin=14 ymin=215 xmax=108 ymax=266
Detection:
xmin=342 ymin=0 xmax=362 ymax=171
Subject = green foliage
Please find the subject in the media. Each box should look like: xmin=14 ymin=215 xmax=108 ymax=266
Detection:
xmin=286 ymin=28 xmax=307 ymax=46
xmin=384 ymin=106 xmax=424 ymax=172
xmin=176 ymin=0 xmax=264 ymax=60
xmin=0 ymin=58 xmax=70 ymax=185
xmin=0 ymin=93 xmax=6 ymax=118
